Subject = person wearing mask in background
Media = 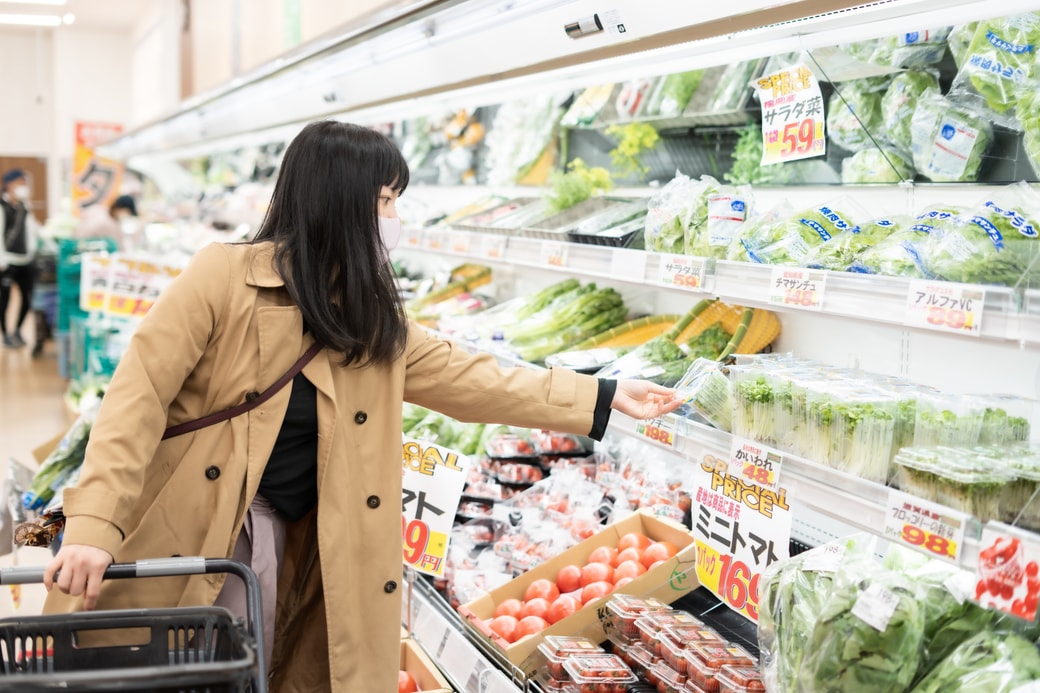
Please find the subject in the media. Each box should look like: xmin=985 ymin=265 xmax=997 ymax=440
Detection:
xmin=0 ymin=169 xmax=39 ymax=349
xmin=75 ymin=194 xmax=139 ymax=250
xmin=41 ymin=121 xmax=681 ymax=692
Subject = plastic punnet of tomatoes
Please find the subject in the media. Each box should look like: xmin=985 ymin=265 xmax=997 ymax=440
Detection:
xmin=715 ymin=664 xmax=766 ymax=693
xmin=634 ymin=611 xmax=704 ymax=656
xmin=538 ymin=635 xmax=605 ymax=681
xmin=561 ymin=654 xmax=638 ymax=693
xmin=658 ymin=626 xmax=725 ymax=675
xmin=494 ymin=460 xmax=546 ymax=484
xmin=603 ymin=594 xmax=671 ymax=642
xmin=650 ymin=660 xmax=688 ymax=693
xmin=533 ymin=430 xmax=590 ymax=457
xmin=485 ymin=432 xmax=539 ymax=460
xmin=682 ymin=644 xmax=756 ymax=693
xmin=684 ymin=680 xmax=712 ymax=693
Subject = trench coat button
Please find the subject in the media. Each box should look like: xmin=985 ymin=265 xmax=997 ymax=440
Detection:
xmin=354 ymin=411 xmax=368 ymax=424
xmin=245 ymin=390 xmax=260 ymax=402
xmin=366 ymin=495 xmax=380 ymax=509
xmin=383 ymin=580 xmax=397 ymax=593
xmin=205 ymin=465 xmax=221 ymax=480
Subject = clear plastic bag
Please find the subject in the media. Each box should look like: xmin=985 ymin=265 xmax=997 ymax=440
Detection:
xmin=910 ymin=89 xmax=994 ymax=182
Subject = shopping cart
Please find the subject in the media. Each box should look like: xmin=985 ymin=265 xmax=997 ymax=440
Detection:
xmin=0 ymin=557 xmax=266 ymax=692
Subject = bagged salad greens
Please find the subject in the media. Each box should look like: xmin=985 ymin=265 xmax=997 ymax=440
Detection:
xmin=841 ymin=147 xmax=914 ymax=183
xmin=739 ymin=198 xmax=866 ymax=266
xmin=910 ymin=89 xmax=993 ymax=182
xmin=726 ymin=202 xmax=794 ymax=262
xmin=881 ymin=70 xmax=940 ymax=154
xmin=674 ymin=358 xmax=732 ymax=432
xmin=910 ymin=631 xmax=1040 ymax=693
xmin=707 ymin=60 xmax=760 ymax=113
xmin=643 ymin=69 xmax=707 ymax=118
xmin=595 ymin=322 xmax=732 ymax=388
xmin=842 ymin=29 xmax=950 ymax=69
xmin=850 ymin=205 xmax=963 ymax=277
xmin=949 ymin=12 xmax=1040 ymax=127
xmin=684 ymin=177 xmax=753 ymax=258
xmin=644 ymin=172 xmax=699 ymax=254
xmin=804 ymin=215 xmax=905 ymax=271
xmin=948 ymin=22 xmax=980 ymax=69
xmin=827 ymin=79 xmax=888 ymax=152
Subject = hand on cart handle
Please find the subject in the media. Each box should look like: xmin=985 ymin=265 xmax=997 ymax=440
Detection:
xmin=612 ymin=380 xmax=682 ymax=420
xmin=43 ymin=543 xmax=114 ymax=610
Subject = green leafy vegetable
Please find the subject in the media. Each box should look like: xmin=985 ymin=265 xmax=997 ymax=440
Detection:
xmin=842 ymin=147 xmax=914 ymax=184
xmin=805 ymin=216 xmax=904 ymax=271
xmin=850 ymin=206 xmax=961 ymax=277
xmin=953 ymin=13 xmax=1040 ymax=120
xmin=505 ymin=285 xmax=628 ymax=363
xmin=547 ymin=158 xmax=614 ymax=213
xmin=910 ymin=89 xmax=993 ymax=182
xmin=724 ymin=124 xmax=809 ymax=186
xmin=24 ymin=415 xmax=92 ymax=511
xmin=605 ymin=122 xmax=660 ymax=181
xmin=911 ymin=631 xmax=1040 ymax=693
xmin=827 ymin=80 xmax=887 ymax=152
xmin=740 ymin=200 xmax=862 ymax=265
xmin=881 ymin=70 xmax=940 ymax=154
xmin=645 ymin=70 xmax=706 ymax=117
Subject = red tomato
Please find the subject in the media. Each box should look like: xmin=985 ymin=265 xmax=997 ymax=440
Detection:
xmin=581 ymin=581 xmax=613 ymax=605
xmin=641 ymin=541 xmax=679 ymax=569
xmin=516 ymin=615 xmax=549 ymax=639
xmin=488 ymin=615 xmax=519 ymax=644
xmin=614 ymin=559 xmax=647 ymax=582
xmin=587 ymin=546 xmax=618 ymax=566
xmin=520 ymin=597 xmax=551 ymax=621
xmin=617 ymin=532 xmax=652 ymax=553
xmin=398 ymin=670 xmax=419 ymax=693
xmin=614 ymin=547 xmax=642 ymax=567
xmin=1028 ymin=561 xmax=1039 ymax=579
xmin=613 ymin=576 xmax=634 ymax=592
xmin=547 ymin=594 xmax=580 ymax=624
xmin=556 ymin=564 xmax=583 ymax=594
xmin=524 ymin=578 xmax=560 ymax=603
xmin=493 ymin=598 xmax=523 ymax=619
xmin=581 ymin=562 xmax=615 ymax=587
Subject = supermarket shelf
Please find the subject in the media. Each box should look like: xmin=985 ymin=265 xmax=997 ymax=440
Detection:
xmin=399 ymin=228 xmax=1040 ymax=346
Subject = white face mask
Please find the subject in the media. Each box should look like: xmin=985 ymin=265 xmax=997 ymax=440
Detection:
xmin=378 ymin=216 xmax=402 ymax=253
xmin=11 ymin=185 xmax=29 ymax=201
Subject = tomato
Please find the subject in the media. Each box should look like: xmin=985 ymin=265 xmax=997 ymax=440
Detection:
xmin=588 ymin=546 xmax=618 ymax=566
xmin=581 ymin=562 xmax=615 ymax=587
xmin=1028 ymin=561 xmax=1039 ymax=579
xmin=493 ymin=598 xmax=524 ymax=619
xmin=613 ymin=576 xmax=634 ymax=592
xmin=1027 ymin=592 xmax=1039 ymax=612
xmin=1002 ymin=583 xmax=1015 ymax=601
xmin=556 ymin=564 xmax=583 ymax=594
xmin=520 ymin=597 xmax=551 ymax=621
xmin=581 ymin=581 xmax=614 ymax=605
xmin=975 ymin=580 xmax=987 ymax=600
xmin=614 ymin=559 xmax=647 ymax=583
xmin=488 ymin=615 xmax=519 ymax=643
xmin=547 ymin=594 xmax=580 ymax=624
xmin=398 ymin=670 xmax=419 ymax=693
xmin=617 ymin=531 xmax=652 ymax=553
xmin=648 ymin=560 xmax=666 ymax=571
xmin=516 ymin=615 xmax=549 ymax=639
xmin=524 ymin=578 xmax=560 ymax=603
xmin=641 ymin=541 xmax=678 ymax=569
xmin=614 ymin=547 xmax=642 ymax=567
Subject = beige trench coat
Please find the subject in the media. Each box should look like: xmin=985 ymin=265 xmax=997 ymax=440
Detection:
xmin=44 ymin=241 xmax=601 ymax=692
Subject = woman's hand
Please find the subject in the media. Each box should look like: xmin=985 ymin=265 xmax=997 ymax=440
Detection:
xmin=43 ymin=544 xmax=114 ymax=610
xmin=611 ymin=380 xmax=682 ymax=420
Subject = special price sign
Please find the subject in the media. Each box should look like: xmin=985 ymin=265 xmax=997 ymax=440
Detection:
xmin=905 ymin=279 xmax=984 ymax=337
xmin=103 ymin=255 xmax=183 ymax=317
xmin=728 ymin=437 xmax=785 ymax=491
xmin=401 ymin=438 xmax=470 ymax=578
xmin=974 ymin=522 xmax=1040 ymax=622
xmin=658 ymin=255 xmax=708 ymax=291
xmin=754 ymin=63 xmax=826 ymax=166
xmin=769 ymin=267 xmax=825 ymax=311
xmin=690 ymin=454 xmax=792 ymax=622
xmin=883 ymin=490 xmax=968 ymax=564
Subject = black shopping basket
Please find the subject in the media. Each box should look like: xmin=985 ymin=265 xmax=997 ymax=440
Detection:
xmin=0 ymin=557 xmax=266 ymax=692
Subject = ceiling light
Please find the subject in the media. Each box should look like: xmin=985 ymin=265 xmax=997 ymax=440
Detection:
xmin=0 ymin=13 xmax=61 ymax=26
xmin=62 ymin=12 xmax=73 ymax=24
xmin=0 ymin=0 xmax=67 ymax=5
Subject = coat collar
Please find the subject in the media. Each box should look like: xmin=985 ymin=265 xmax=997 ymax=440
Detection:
xmin=246 ymin=242 xmax=285 ymax=288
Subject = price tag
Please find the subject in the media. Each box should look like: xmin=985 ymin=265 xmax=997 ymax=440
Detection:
xmin=635 ymin=416 xmax=676 ymax=447
xmin=438 ymin=630 xmax=478 ymax=685
xmin=610 ymin=247 xmax=647 ymax=283
xmin=658 ymin=254 xmax=707 ymax=291
xmin=905 ymin=280 xmax=984 ymax=336
xmin=411 ymin=602 xmax=448 ymax=652
xmin=483 ymin=670 xmax=521 ymax=693
xmin=403 ymin=228 xmax=423 ymax=248
xmin=101 ymin=253 xmax=184 ymax=318
xmin=539 ymin=240 xmax=568 ymax=268
xmin=402 ymin=439 xmax=470 ymax=577
xmin=975 ymin=522 xmax=1040 ymax=621
xmin=754 ymin=63 xmax=826 ymax=165
xmin=884 ymin=490 xmax=967 ymax=564
xmin=769 ymin=267 xmax=825 ymax=311
xmin=851 ymin=582 xmax=900 ymax=632
xmin=482 ymin=234 xmax=507 ymax=260
xmin=728 ymin=438 xmax=784 ymax=491
xmin=450 ymin=231 xmax=472 ymax=255
xmin=425 ymin=230 xmax=446 ymax=251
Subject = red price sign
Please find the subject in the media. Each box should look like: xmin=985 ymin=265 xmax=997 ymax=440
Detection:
xmin=636 ymin=417 xmax=675 ymax=447
xmin=728 ymin=438 xmax=783 ymax=490
xmin=539 ymin=241 xmax=568 ymax=268
xmin=975 ymin=524 xmax=1040 ymax=621
xmin=402 ymin=516 xmax=431 ymax=567
xmin=696 ymin=541 xmax=762 ymax=620
xmin=658 ymin=255 xmax=707 ymax=292
xmin=905 ymin=280 xmax=983 ymax=337
xmin=884 ymin=490 xmax=966 ymax=564
xmin=900 ymin=524 xmax=958 ymax=559
xmin=769 ymin=267 xmax=824 ymax=311
xmin=779 ymin=118 xmax=819 ymax=157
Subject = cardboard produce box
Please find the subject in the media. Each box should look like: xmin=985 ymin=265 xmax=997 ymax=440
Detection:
xmin=458 ymin=509 xmax=698 ymax=671
xmin=400 ymin=637 xmax=452 ymax=693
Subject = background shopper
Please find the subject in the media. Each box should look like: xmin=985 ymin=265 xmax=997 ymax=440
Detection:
xmin=0 ymin=168 xmax=39 ymax=349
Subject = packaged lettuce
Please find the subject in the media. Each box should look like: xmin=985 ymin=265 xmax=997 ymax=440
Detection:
xmin=910 ymin=631 xmax=1040 ymax=693
xmin=841 ymin=147 xmax=914 ymax=183
xmin=881 ymin=70 xmax=940 ymax=153
xmin=910 ymin=89 xmax=993 ymax=182
xmin=843 ymin=29 xmax=950 ymax=69
xmin=644 ymin=172 xmax=698 ymax=254
xmin=849 ymin=205 xmax=962 ymax=277
xmin=707 ymin=59 xmax=760 ymax=112
xmin=950 ymin=13 xmax=1040 ymax=127
xmin=827 ymin=79 xmax=887 ymax=152
xmin=644 ymin=69 xmax=706 ymax=118
xmin=726 ymin=202 xmax=793 ymax=262
xmin=685 ymin=177 xmax=752 ymax=258
xmin=804 ymin=215 xmax=906 ymax=271
xmin=948 ymin=22 xmax=979 ymax=69
xmin=741 ymin=198 xmax=865 ymax=265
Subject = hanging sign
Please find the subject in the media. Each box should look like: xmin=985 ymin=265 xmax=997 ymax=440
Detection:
xmin=102 ymin=255 xmax=183 ymax=317
xmin=754 ymin=64 xmax=826 ymax=165
xmin=402 ymin=438 xmax=471 ymax=578
xmin=72 ymin=121 xmax=124 ymax=217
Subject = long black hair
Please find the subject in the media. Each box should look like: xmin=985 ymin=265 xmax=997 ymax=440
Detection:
xmin=254 ymin=120 xmax=410 ymax=366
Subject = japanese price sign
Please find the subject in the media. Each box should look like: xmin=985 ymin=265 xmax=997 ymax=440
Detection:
xmin=450 ymin=232 xmax=472 ymax=255
xmin=425 ymin=230 xmax=446 ymax=251
xmin=539 ymin=240 xmax=568 ymax=268
xmin=482 ymin=234 xmax=507 ymax=260
xmin=769 ymin=267 xmax=825 ymax=311
xmin=73 ymin=121 xmax=124 ymax=216
xmin=658 ymin=254 xmax=707 ymax=291
xmin=402 ymin=438 xmax=470 ymax=578
xmin=884 ymin=490 xmax=968 ymax=564
xmin=905 ymin=279 xmax=984 ymax=336
xmin=635 ymin=416 xmax=676 ymax=447
xmin=691 ymin=453 xmax=792 ymax=622
xmin=974 ymin=522 xmax=1040 ymax=622
xmin=402 ymin=228 xmax=422 ymax=248
xmin=98 ymin=254 xmax=183 ymax=317
xmin=754 ymin=64 xmax=826 ymax=166
xmin=728 ymin=437 xmax=785 ymax=491
xmin=79 ymin=253 xmax=112 ymax=312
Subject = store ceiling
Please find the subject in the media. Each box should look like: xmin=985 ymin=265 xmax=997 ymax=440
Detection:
xmin=0 ymin=0 xmax=157 ymax=31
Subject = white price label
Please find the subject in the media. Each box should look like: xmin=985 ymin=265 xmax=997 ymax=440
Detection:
xmin=482 ymin=234 xmax=507 ymax=260
xmin=728 ymin=437 xmax=784 ymax=490
xmin=754 ymin=63 xmax=826 ymax=165
xmin=905 ymin=280 xmax=984 ymax=336
xmin=802 ymin=543 xmax=847 ymax=573
xmin=769 ymin=267 xmax=825 ymax=311
xmin=426 ymin=230 xmax=447 ymax=251
xmin=635 ymin=416 xmax=676 ymax=447
xmin=851 ymin=582 xmax=900 ymax=632
xmin=483 ymin=670 xmax=521 ymax=693
xmin=539 ymin=240 xmax=568 ymax=268
xmin=411 ymin=604 xmax=448 ymax=652
xmin=610 ymin=247 xmax=647 ymax=283
xmin=658 ymin=254 xmax=707 ymax=291
xmin=438 ymin=630 xmax=478 ymax=684
xmin=450 ymin=232 xmax=472 ymax=255
xmin=403 ymin=228 xmax=423 ymax=248
xmin=884 ymin=490 xmax=968 ymax=564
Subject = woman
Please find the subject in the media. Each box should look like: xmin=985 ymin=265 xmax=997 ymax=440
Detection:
xmin=42 ymin=121 xmax=679 ymax=692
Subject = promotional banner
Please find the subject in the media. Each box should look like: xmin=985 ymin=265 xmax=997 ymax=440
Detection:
xmin=80 ymin=253 xmax=184 ymax=318
xmin=402 ymin=438 xmax=471 ymax=578
xmin=755 ymin=63 xmax=826 ymax=166
xmin=72 ymin=121 xmax=124 ymax=216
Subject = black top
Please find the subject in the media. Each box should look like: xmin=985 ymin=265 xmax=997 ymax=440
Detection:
xmin=259 ymin=373 xmax=318 ymax=521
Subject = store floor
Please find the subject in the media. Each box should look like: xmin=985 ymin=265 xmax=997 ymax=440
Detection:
xmin=0 ymin=308 xmax=69 ymax=617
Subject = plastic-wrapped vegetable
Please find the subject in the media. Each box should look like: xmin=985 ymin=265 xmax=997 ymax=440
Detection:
xmin=881 ymin=70 xmax=940 ymax=154
xmin=910 ymin=631 xmax=1040 ymax=693
xmin=948 ymin=23 xmax=979 ymax=69
xmin=827 ymin=79 xmax=887 ymax=152
xmin=684 ymin=176 xmax=752 ymax=259
xmin=596 ymin=323 xmax=732 ymax=388
xmin=707 ymin=60 xmax=759 ymax=112
xmin=841 ymin=147 xmax=914 ymax=184
xmin=950 ymin=13 xmax=1040 ymax=127
xmin=645 ymin=172 xmax=697 ymax=253
xmin=910 ymin=89 xmax=993 ymax=182
xmin=850 ymin=205 xmax=961 ymax=277
xmin=804 ymin=215 xmax=905 ymax=271
xmin=740 ymin=198 xmax=865 ymax=265
xmin=842 ymin=30 xmax=950 ymax=69
xmin=726 ymin=202 xmax=793 ymax=262
xmin=24 ymin=414 xmax=93 ymax=512
xmin=644 ymin=70 xmax=706 ymax=117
